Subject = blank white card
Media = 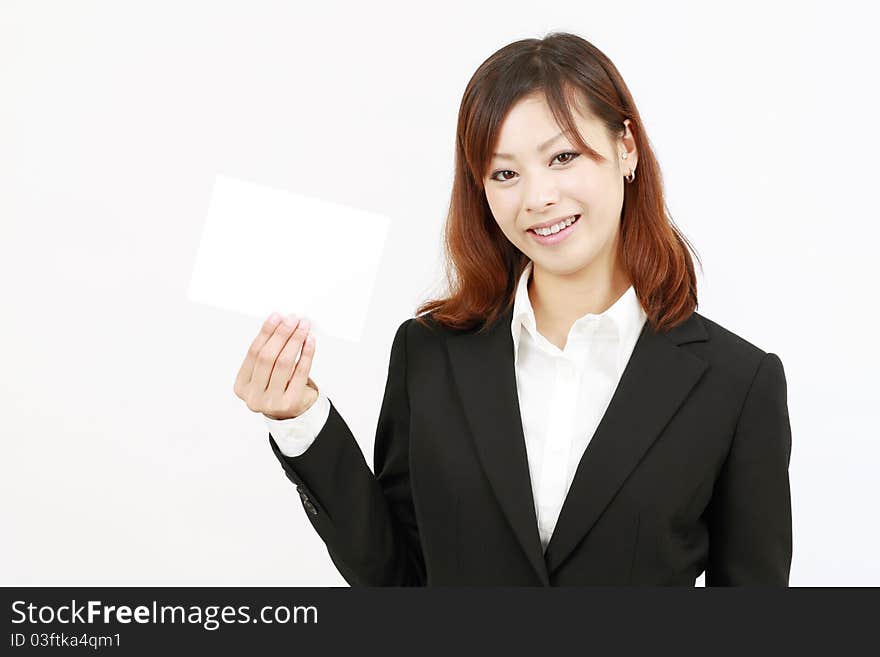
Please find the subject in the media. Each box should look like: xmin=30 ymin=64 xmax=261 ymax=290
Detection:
xmin=187 ymin=174 xmax=392 ymax=343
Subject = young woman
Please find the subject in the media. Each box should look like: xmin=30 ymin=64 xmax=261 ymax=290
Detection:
xmin=234 ymin=32 xmax=792 ymax=586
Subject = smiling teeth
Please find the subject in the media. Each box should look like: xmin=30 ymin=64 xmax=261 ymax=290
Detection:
xmin=533 ymin=215 xmax=577 ymax=236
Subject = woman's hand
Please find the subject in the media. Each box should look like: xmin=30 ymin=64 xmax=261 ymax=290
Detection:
xmin=233 ymin=312 xmax=319 ymax=420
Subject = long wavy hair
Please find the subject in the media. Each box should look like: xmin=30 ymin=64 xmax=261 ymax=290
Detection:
xmin=414 ymin=32 xmax=701 ymax=335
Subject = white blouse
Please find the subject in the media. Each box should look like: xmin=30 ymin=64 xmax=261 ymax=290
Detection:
xmin=266 ymin=260 xmax=648 ymax=553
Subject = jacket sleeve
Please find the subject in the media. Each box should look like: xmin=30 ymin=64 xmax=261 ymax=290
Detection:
xmin=706 ymin=351 xmax=793 ymax=586
xmin=267 ymin=318 xmax=426 ymax=586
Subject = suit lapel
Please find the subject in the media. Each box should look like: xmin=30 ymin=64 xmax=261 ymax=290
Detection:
xmin=543 ymin=312 xmax=708 ymax=575
xmin=446 ymin=305 xmax=551 ymax=586
xmin=445 ymin=304 xmax=709 ymax=585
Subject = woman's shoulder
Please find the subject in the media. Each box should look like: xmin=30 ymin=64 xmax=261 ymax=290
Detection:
xmin=690 ymin=311 xmax=771 ymax=359
xmin=685 ymin=311 xmax=787 ymax=394
xmin=405 ymin=312 xmax=451 ymax=345
xmin=386 ymin=313 xmax=444 ymax=349
xmin=407 ymin=311 xmax=470 ymax=338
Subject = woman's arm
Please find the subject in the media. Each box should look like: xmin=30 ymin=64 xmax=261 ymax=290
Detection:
xmin=268 ymin=319 xmax=426 ymax=586
xmin=705 ymin=352 xmax=793 ymax=585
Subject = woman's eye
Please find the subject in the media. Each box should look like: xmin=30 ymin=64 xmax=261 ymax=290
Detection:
xmin=489 ymin=151 xmax=580 ymax=182
xmin=553 ymin=151 xmax=579 ymax=165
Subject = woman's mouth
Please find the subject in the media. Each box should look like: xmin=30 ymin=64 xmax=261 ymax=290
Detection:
xmin=527 ymin=214 xmax=581 ymax=245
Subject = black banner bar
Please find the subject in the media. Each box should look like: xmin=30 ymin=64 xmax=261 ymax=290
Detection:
xmin=2 ymin=587 xmax=875 ymax=653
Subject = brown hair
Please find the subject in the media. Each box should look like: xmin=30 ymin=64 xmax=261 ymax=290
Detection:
xmin=413 ymin=32 xmax=702 ymax=335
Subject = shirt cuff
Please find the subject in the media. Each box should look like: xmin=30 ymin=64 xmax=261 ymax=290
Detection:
xmin=264 ymin=390 xmax=331 ymax=458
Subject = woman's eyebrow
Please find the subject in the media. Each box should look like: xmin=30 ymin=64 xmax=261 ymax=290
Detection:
xmin=492 ymin=130 xmax=568 ymax=161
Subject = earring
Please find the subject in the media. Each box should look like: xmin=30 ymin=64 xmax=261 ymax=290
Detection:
xmin=622 ymin=152 xmax=635 ymax=182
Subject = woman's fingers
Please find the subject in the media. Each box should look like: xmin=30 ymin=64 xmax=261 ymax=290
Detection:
xmin=267 ymin=317 xmax=311 ymax=397
xmin=233 ymin=311 xmax=319 ymax=420
xmin=248 ymin=314 xmax=301 ymax=395
xmin=284 ymin=329 xmax=315 ymax=404
xmin=234 ymin=312 xmax=286 ymax=398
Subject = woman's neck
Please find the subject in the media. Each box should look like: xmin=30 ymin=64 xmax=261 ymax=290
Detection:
xmin=528 ymin=261 xmax=631 ymax=344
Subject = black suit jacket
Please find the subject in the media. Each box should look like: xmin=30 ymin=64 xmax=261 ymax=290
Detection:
xmin=268 ymin=306 xmax=792 ymax=586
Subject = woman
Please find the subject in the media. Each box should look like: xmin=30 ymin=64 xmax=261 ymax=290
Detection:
xmin=234 ymin=32 xmax=792 ymax=586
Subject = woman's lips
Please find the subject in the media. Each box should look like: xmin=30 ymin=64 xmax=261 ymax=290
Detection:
xmin=527 ymin=214 xmax=581 ymax=245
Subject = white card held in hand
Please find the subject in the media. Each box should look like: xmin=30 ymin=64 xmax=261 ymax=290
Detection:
xmin=187 ymin=174 xmax=391 ymax=343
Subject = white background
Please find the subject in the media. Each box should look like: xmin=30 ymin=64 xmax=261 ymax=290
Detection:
xmin=2 ymin=0 xmax=877 ymax=586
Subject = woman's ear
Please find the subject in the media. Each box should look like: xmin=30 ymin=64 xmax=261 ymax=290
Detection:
xmin=619 ymin=119 xmax=638 ymax=172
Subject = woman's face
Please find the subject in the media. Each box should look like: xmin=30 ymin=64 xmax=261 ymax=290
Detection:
xmin=483 ymin=93 xmax=637 ymax=280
